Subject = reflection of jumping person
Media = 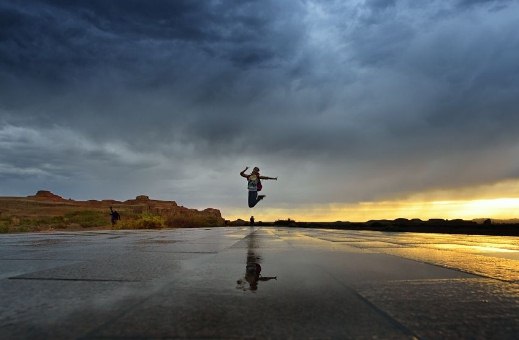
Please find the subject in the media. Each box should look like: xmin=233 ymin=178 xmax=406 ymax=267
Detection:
xmin=236 ymin=230 xmax=277 ymax=291
xmin=240 ymin=167 xmax=277 ymax=208
xmin=109 ymin=207 xmax=120 ymax=226
xmin=236 ymin=262 xmax=277 ymax=291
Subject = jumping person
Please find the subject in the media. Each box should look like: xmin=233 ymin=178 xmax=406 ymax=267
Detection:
xmin=240 ymin=166 xmax=277 ymax=208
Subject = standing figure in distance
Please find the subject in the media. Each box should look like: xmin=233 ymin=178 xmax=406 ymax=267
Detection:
xmin=109 ymin=207 xmax=121 ymax=227
xmin=240 ymin=166 xmax=277 ymax=208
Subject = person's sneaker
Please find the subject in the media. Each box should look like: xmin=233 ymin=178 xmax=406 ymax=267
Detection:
xmin=258 ymin=195 xmax=266 ymax=200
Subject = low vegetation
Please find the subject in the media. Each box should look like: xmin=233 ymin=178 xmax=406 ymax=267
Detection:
xmin=0 ymin=210 xmax=107 ymax=233
xmin=0 ymin=209 xmax=225 ymax=233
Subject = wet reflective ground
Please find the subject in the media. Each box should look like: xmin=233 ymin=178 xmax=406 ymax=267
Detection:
xmin=0 ymin=227 xmax=518 ymax=339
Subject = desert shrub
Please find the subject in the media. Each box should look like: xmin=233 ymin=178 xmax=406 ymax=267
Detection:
xmin=35 ymin=215 xmax=66 ymax=228
xmin=165 ymin=214 xmax=224 ymax=228
xmin=165 ymin=215 xmax=198 ymax=228
xmin=119 ymin=213 xmax=165 ymax=229
xmin=64 ymin=211 xmax=107 ymax=228
xmin=9 ymin=212 xmax=106 ymax=230
xmin=2 ymin=216 xmax=59 ymax=231
xmin=8 ymin=225 xmax=31 ymax=233
xmin=0 ymin=222 xmax=8 ymax=233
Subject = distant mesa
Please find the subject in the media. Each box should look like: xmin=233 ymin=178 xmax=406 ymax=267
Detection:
xmin=29 ymin=190 xmax=65 ymax=201
xmin=136 ymin=195 xmax=150 ymax=201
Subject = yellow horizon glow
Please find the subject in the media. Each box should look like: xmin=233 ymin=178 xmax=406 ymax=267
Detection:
xmin=223 ymin=198 xmax=519 ymax=222
xmin=223 ymin=179 xmax=519 ymax=222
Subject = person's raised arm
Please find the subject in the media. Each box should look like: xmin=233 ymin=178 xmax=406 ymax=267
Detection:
xmin=240 ymin=167 xmax=249 ymax=178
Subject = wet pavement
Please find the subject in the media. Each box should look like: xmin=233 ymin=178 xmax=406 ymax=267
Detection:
xmin=1 ymin=227 xmax=518 ymax=339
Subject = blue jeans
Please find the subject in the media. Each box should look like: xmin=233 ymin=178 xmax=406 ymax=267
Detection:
xmin=248 ymin=191 xmax=260 ymax=208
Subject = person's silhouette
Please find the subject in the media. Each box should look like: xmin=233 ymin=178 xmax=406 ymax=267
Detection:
xmin=109 ymin=207 xmax=121 ymax=226
xmin=240 ymin=166 xmax=277 ymax=208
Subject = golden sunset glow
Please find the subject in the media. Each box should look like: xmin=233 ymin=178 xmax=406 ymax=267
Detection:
xmin=224 ymin=197 xmax=519 ymax=222
xmin=224 ymin=179 xmax=519 ymax=222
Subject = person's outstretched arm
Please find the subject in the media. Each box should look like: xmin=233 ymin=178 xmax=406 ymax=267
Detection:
xmin=240 ymin=167 xmax=249 ymax=178
xmin=259 ymin=175 xmax=277 ymax=180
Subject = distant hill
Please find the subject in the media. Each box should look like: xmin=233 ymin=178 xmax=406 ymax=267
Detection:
xmin=473 ymin=218 xmax=519 ymax=224
xmin=227 ymin=217 xmax=519 ymax=236
xmin=0 ymin=191 xmax=224 ymax=233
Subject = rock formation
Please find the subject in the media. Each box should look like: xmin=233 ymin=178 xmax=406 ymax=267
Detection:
xmin=30 ymin=190 xmax=66 ymax=201
xmin=6 ymin=190 xmax=225 ymax=229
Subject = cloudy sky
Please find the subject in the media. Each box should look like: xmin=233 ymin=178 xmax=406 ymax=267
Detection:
xmin=1 ymin=0 xmax=519 ymax=221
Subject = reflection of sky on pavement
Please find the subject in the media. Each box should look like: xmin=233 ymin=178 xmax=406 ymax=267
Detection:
xmin=298 ymin=229 xmax=519 ymax=282
xmin=241 ymin=225 xmax=519 ymax=340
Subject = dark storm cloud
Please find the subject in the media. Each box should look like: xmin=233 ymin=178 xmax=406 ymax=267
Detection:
xmin=456 ymin=0 xmax=511 ymax=7
xmin=0 ymin=0 xmax=298 ymax=77
xmin=1 ymin=0 xmax=519 ymax=209
xmin=0 ymin=0 xmax=306 ymax=139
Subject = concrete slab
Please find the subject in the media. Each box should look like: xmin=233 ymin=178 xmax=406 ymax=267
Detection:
xmin=355 ymin=278 xmax=519 ymax=339
xmin=0 ymin=227 xmax=518 ymax=339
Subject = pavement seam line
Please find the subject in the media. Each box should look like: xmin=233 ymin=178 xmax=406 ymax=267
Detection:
xmin=8 ymin=277 xmax=140 ymax=282
xmin=322 ymin=267 xmax=420 ymax=339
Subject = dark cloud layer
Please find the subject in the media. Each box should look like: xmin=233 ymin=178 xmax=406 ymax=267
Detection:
xmin=1 ymin=0 xmax=519 ymax=212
